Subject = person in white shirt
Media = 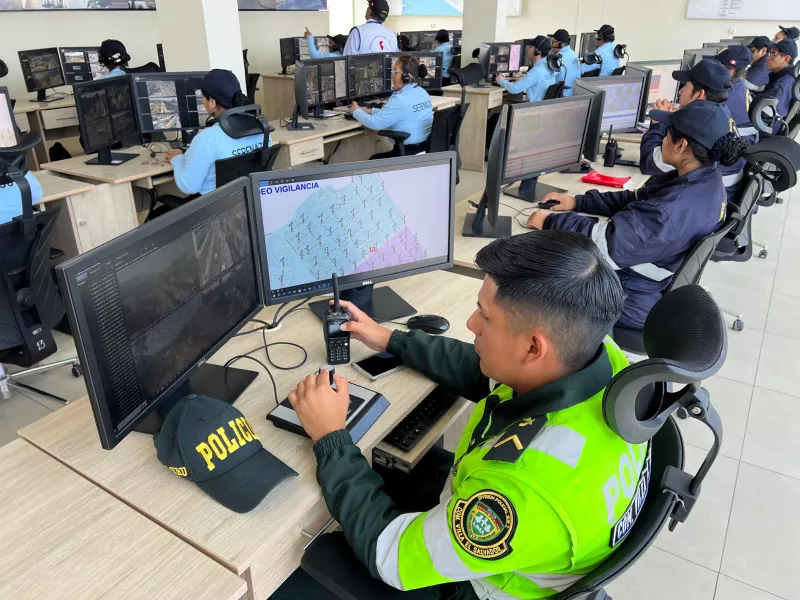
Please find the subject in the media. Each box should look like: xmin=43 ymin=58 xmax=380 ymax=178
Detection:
xmin=344 ymin=0 xmax=398 ymax=55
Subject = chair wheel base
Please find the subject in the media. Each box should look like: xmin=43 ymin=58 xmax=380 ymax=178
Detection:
xmin=71 ymin=364 xmax=83 ymax=378
xmin=732 ymin=319 xmax=744 ymax=331
xmin=758 ymin=249 xmax=769 ymax=259
xmin=776 ymin=196 xmax=785 ymax=204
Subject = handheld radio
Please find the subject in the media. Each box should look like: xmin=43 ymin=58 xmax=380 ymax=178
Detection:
xmin=323 ymin=273 xmax=351 ymax=365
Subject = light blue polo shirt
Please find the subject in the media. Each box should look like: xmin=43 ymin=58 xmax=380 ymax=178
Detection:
xmin=558 ymin=45 xmax=581 ymax=97
xmin=497 ymin=59 xmax=558 ymax=102
xmin=307 ymin=35 xmax=343 ymax=59
xmin=353 ymin=83 xmax=433 ymax=145
xmin=436 ymin=42 xmax=454 ymax=78
xmin=0 ymin=172 xmax=43 ymax=224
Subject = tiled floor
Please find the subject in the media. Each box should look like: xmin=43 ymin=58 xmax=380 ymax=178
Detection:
xmin=1 ymin=172 xmax=799 ymax=599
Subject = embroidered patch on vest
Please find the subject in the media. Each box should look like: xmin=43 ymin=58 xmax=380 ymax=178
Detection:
xmin=452 ymin=490 xmax=516 ymax=560
xmin=609 ymin=442 xmax=652 ymax=548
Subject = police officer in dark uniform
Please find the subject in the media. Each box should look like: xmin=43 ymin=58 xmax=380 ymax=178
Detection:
xmin=528 ymin=101 xmax=748 ymax=331
xmin=754 ymin=38 xmax=799 ymax=134
xmin=639 ymin=59 xmax=749 ymax=202
xmin=746 ymin=36 xmax=773 ymax=91
xmin=773 ymin=25 xmax=800 ymax=43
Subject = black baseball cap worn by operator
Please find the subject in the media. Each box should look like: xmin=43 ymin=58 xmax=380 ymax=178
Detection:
xmin=201 ymin=69 xmax=242 ymax=109
xmin=672 ymin=58 xmax=732 ymax=94
xmin=548 ymin=29 xmax=571 ymax=44
xmin=99 ymin=39 xmax=130 ymax=67
xmin=154 ymin=394 xmax=297 ymax=513
xmin=368 ymin=0 xmax=390 ymax=22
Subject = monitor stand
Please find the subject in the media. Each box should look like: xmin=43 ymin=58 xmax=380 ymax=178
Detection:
xmin=560 ymin=161 xmax=592 ymax=174
xmin=461 ymin=191 xmax=512 ymax=239
xmin=133 ymin=364 xmax=257 ymax=435
xmin=309 ymin=284 xmax=416 ymax=323
xmin=35 ymin=89 xmax=63 ymax=103
xmin=505 ymin=177 xmax=567 ymax=203
xmin=288 ymin=105 xmax=315 ymax=131
xmin=86 ymin=146 xmax=138 ymax=166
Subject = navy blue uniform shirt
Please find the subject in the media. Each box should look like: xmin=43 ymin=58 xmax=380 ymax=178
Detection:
xmin=745 ymin=58 xmax=770 ymax=89
xmin=544 ymin=166 xmax=727 ymax=329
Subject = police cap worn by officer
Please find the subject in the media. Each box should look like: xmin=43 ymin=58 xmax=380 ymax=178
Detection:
xmin=766 ymin=38 xmax=799 ymax=61
xmin=367 ymin=0 xmax=389 ymax=22
xmin=547 ymin=28 xmax=571 ymax=44
xmin=201 ymin=69 xmax=243 ymax=109
xmin=595 ymin=24 xmax=615 ymax=40
xmin=779 ymin=25 xmax=800 ymax=41
xmin=154 ymin=395 xmax=296 ymax=513
xmin=99 ymin=39 xmax=130 ymax=67
xmin=673 ymin=58 xmax=732 ymax=94
xmin=714 ymin=46 xmax=753 ymax=70
xmin=650 ymin=99 xmax=734 ymax=151
xmin=749 ymin=35 xmax=773 ymax=50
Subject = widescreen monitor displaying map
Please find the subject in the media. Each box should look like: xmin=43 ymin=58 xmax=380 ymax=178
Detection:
xmin=252 ymin=155 xmax=456 ymax=305
xmin=583 ymin=76 xmax=644 ymax=133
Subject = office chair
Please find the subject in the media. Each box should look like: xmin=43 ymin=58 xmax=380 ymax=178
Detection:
xmin=301 ymin=285 xmax=727 ymax=600
xmin=611 ymin=66 xmax=626 ymax=76
xmin=544 ymin=81 xmax=567 ymax=99
xmin=0 ymin=132 xmax=80 ymax=404
xmin=125 ymin=62 xmax=163 ymax=74
xmin=449 ymin=63 xmax=486 ymax=110
xmin=246 ymin=73 xmax=261 ymax=104
xmin=428 ymin=105 xmax=468 ymax=183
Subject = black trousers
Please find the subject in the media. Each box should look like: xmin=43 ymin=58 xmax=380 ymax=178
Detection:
xmin=268 ymin=447 xmax=461 ymax=600
xmin=371 ymin=142 xmax=428 ymax=161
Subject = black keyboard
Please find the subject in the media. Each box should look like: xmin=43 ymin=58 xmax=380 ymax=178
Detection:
xmin=384 ymin=386 xmax=459 ymax=452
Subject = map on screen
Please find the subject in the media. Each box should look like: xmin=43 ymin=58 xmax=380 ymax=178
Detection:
xmin=259 ymin=165 xmax=450 ymax=293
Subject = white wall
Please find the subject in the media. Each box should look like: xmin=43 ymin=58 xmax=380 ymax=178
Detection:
xmin=383 ymin=15 xmax=463 ymax=34
xmin=0 ymin=10 xmax=161 ymax=99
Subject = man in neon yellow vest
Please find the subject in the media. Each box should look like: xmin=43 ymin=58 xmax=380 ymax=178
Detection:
xmin=275 ymin=230 xmax=651 ymax=600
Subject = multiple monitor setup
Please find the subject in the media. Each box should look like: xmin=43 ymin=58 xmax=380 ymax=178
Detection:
xmin=57 ymin=153 xmax=457 ymax=450
xmin=59 ymin=47 xmax=108 ymax=85
xmin=400 ymin=30 xmax=462 ymax=50
xmin=290 ymin=52 xmax=443 ymax=130
xmin=72 ymin=71 xmax=208 ymax=165
xmin=680 ymin=47 xmax=719 ymax=71
xmin=279 ymin=36 xmax=336 ymax=73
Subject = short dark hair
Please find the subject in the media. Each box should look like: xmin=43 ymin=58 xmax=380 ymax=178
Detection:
xmin=474 ymin=230 xmax=625 ymax=371
xmin=435 ymin=29 xmax=450 ymax=43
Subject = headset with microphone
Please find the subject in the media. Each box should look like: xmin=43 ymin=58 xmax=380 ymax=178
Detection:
xmin=400 ymin=56 xmax=428 ymax=85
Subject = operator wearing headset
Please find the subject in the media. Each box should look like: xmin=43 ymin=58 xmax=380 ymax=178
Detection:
xmin=349 ymin=55 xmax=433 ymax=159
xmin=343 ymin=0 xmax=398 ymax=55
xmin=549 ymin=29 xmax=580 ymax=97
xmin=581 ymin=25 xmax=622 ymax=77
xmin=495 ymin=36 xmax=558 ymax=102
xmin=98 ymin=39 xmax=130 ymax=78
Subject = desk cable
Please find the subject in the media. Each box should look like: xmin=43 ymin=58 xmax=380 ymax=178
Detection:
xmin=224 ymin=299 xmax=311 ymax=407
xmin=500 ymin=202 xmax=537 ymax=228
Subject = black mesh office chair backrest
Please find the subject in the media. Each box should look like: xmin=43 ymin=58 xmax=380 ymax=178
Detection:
xmin=427 ymin=105 xmax=466 ymax=153
xmin=544 ymin=81 xmax=566 ymax=99
xmin=449 ymin=63 xmax=485 ymax=112
xmin=215 ymin=104 xmax=281 ymax=186
xmin=750 ymin=96 xmax=786 ymax=136
xmin=666 ymin=218 xmax=737 ymax=293
xmin=744 ymin=135 xmax=800 ymax=192
xmin=125 ymin=62 xmax=163 ymax=74
xmin=611 ymin=66 xmax=626 ymax=75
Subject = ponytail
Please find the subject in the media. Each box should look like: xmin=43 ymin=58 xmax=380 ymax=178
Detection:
xmin=711 ymin=132 xmax=750 ymax=167
xmin=232 ymin=90 xmax=250 ymax=107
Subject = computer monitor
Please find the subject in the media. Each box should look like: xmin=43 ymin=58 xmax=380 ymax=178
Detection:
xmin=0 ymin=87 xmax=19 ymax=149
xmin=418 ymin=31 xmax=439 ymax=51
xmin=572 ymin=80 xmax=605 ymax=162
xmin=502 ymin=96 xmax=593 ymax=202
xmin=630 ymin=59 xmax=682 ymax=107
xmin=56 ymin=179 xmax=264 ymax=450
xmin=383 ymin=52 xmax=444 ymax=91
xmin=623 ymin=64 xmax=652 ymax=123
xmin=451 ymin=31 xmax=462 ymax=46
xmin=279 ymin=36 xmax=335 ymax=73
xmin=74 ymin=75 xmax=140 ymax=166
xmin=18 ymin=48 xmax=65 ymax=102
xmin=131 ymin=71 xmax=208 ymax=134
xmin=478 ymin=43 xmax=523 ymax=78
xmin=59 ymin=47 xmax=108 ymax=85
xmin=733 ymin=35 xmax=754 ymax=44
xmin=516 ymin=39 xmax=537 ymax=67
xmin=720 ymin=38 xmax=745 ymax=45
xmin=680 ymin=48 xmax=718 ymax=71
xmin=577 ymin=75 xmax=644 ymax=133
xmin=347 ymin=53 xmax=388 ymax=99
xmin=250 ymin=153 xmax=457 ymax=322
xmin=702 ymin=42 xmax=728 ymax=50
xmin=579 ymin=32 xmax=598 ymax=58
xmin=291 ymin=57 xmax=348 ymax=129
xmin=157 ymin=43 xmax=166 ymax=71
xmin=400 ymin=31 xmax=421 ymax=50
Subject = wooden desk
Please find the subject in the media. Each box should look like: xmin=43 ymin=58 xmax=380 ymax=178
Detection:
xmin=13 ymin=97 xmax=80 ymax=170
xmin=19 ymin=270 xmax=482 ymax=600
xmin=442 ymin=83 xmax=505 ymax=172
xmin=261 ymin=73 xmax=296 ymax=123
xmin=42 ymin=145 xmax=172 ymax=187
xmin=0 ymin=439 xmax=247 ymax=600
xmin=454 ymin=145 xmax=648 ymax=271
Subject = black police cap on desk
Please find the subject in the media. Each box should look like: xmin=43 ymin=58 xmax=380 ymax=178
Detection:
xmin=154 ymin=394 xmax=297 ymax=513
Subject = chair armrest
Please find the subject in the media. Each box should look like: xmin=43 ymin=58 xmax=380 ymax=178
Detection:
xmin=301 ymin=532 xmax=431 ymax=600
xmin=377 ymin=130 xmax=411 ymax=143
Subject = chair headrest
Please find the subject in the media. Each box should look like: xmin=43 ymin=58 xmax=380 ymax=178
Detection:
xmin=642 ymin=286 xmax=726 ymax=374
xmin=750 ymin=96 xmax=781 ymax=134
xmin=743 ymin=136 xmax=800 ymax=191
xmin=0 ymin=131 xmax=43 ymax=160
xmin=792 ymin=77 xmax=800 ymax=103
xmin=217 ymin=105 xmax=272 ymax=139
xmin=450 ymin=62 xmax=485 ymax=86
xmin=794 ymin=62 xmax=800 ymax=78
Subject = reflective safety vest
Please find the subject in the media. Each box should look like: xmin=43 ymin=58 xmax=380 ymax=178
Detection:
xmin=375 ymin=338 xmax=651 ymax=599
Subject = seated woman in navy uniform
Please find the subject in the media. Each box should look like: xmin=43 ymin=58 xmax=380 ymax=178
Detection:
xmin=527 ymin=100 xmax=748 ymax=331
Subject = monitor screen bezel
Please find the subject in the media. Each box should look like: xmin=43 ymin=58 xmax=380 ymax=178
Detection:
xmin=501 ymin=95 xmax=593 ymax=185
xmin=249 ymin=153 xmax=457 ymax=307
xmin=297 ymin=56 xmax=349 ymax=107
xmin=130 ymin=71 xmax=209 ymax=134
xmin=580 ymin=74 xmax=646 ymax=134
xmin=73 ymin=74 xmax=137 ymax=154
xmin=572 ymin=79 xmax=605 ymax=162
xmin=56 ymin=178 xmax=265 ymax=450
xmin=623 ymin=63 xmax=652 ymax=123
xmin=0 ymin=86 xmax=20 ymax=148
xmin=18 ymin=47 xmax=65 ymax=93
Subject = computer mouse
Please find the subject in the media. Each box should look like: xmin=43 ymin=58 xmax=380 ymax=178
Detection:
xmin=407 ymin=315 xmax=450 ymax=335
